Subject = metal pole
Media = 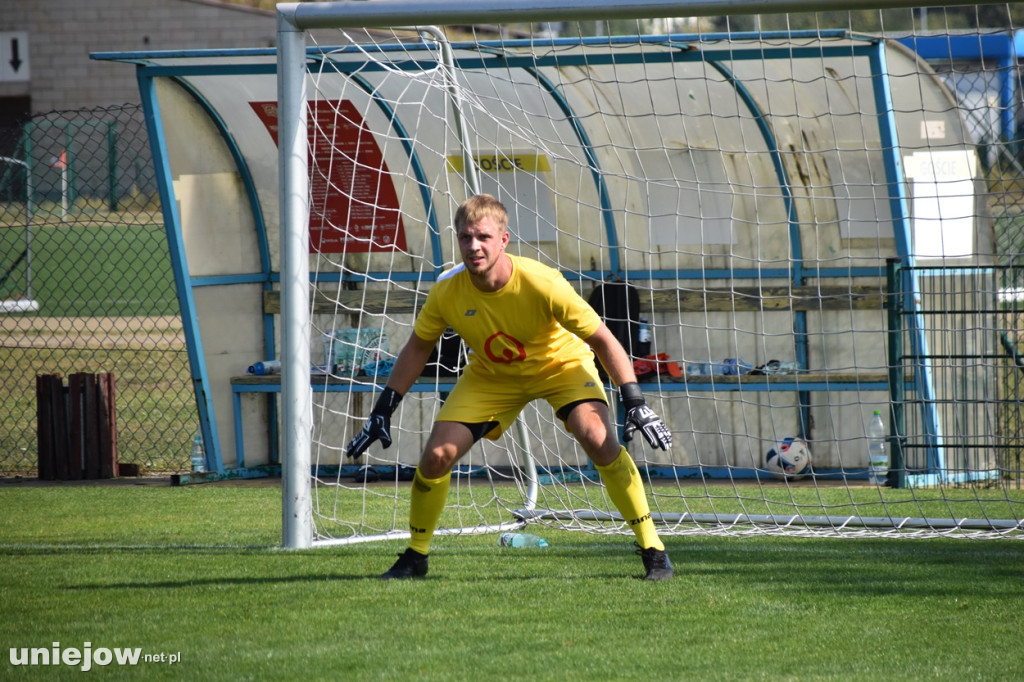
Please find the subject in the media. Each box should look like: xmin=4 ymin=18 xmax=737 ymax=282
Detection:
xmin=287 ymin=0 xmax=978 ymax=30
xmin=278 ymin=8 xmax=313 ymax=550
xmin=25 ymin=164 xmax=32 ymax=300
xmin=107 ymin=122 xmax=119 ymax=212
xmin=0 ymin=156 xmax=33 ymax=303
xmin=886 ymin=258 xmax=906 ymax=489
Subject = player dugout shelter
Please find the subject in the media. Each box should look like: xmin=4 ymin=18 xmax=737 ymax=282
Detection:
xmin=93 ymin=29 xmax=993 ymax=484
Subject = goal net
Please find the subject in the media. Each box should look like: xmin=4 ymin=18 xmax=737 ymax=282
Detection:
xmin=275 ymin=1 xmax=1024 ymax=547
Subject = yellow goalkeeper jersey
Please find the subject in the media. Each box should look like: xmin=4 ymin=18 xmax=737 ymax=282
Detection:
xmin=414 ymin=255 xmax=602 ymax=378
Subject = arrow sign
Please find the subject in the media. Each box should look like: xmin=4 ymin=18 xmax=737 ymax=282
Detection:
xmin=9 ymin=37 xmax=21 ymax=73
xmin=0 ymin=32 xmax=29 ymax=82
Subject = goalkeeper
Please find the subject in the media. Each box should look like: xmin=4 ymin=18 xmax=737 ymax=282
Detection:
xmin=346 ymin=194 xmax=674 ymax=581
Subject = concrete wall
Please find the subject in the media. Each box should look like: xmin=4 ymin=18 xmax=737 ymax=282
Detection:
xmin=0 ymin=0 xmax=277 ymax=113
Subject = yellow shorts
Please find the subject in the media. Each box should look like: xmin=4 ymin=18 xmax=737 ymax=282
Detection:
xmin=436 ymin=361 xmax=608 ymax=440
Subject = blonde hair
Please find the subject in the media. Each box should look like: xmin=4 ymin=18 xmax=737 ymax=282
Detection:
xmin=454 ymin=194 xmax=508 ymax=233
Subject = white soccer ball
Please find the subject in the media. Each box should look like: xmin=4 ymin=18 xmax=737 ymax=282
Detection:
xmin=765 ymin=437 xmax=812 ymax=480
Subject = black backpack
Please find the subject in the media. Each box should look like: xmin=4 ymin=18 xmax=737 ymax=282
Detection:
xmin=587 ymin=278 xmax=644 ymax=377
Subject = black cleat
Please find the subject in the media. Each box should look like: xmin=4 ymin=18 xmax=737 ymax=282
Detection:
xmin=636 ymin=545 xmax=674 ymax=581
xmin=380 ymin=547 xmax=429 ymax=580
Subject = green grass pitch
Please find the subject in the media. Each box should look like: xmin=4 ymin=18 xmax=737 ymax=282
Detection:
xmin=1 ymin=483 xmax=1022 ymax=680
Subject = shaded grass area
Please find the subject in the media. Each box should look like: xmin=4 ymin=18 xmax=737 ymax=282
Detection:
xmin=2 ymin=485 xmax=1022 ymax=680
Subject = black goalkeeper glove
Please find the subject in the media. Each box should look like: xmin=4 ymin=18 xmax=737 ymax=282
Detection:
xmin=620 ymin=382 xmax=672 ymax=450
xmin=345 ymin=387 xmax=403 ymax=459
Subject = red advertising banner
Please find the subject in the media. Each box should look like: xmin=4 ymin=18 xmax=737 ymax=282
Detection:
xmin=250 ymin=99 xmax=407 ymax=253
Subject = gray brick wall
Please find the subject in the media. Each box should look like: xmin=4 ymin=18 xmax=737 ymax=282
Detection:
xmin=1 ymin=0 xmax=278 ymax=113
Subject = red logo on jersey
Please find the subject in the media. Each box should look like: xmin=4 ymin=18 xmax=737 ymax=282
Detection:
xmin=484 ymin=331 xmax=526 ymax=364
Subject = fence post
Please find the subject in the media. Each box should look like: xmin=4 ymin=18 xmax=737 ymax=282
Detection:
xmin=886 ymin=258 xmax=907 ymax=489
xmin=107 ymin=122 xmax=119 ymax=211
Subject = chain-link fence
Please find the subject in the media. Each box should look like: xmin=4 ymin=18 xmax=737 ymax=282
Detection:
xmin=0 ymin=104 xmax=195 ymax=474
xmin=928 ymin=60 xmax=1024 ymax=264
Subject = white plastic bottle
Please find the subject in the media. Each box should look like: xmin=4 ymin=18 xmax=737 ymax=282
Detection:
xmin=868 ymin=410 xmax=888 ymax=486
xmin=687 ymin=362 xmax=709 ymax=376
xmin=190 ymin=433 xmax=206 ymax=473
xmin=247 ymin=360 xmax=281 ymax=375
xmin=637 ymin=317 xmax=652 ymax=356
xmin=498 ymin=532 xmax=549 ymax=548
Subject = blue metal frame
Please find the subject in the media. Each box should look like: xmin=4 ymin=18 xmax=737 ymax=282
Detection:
xmin=869 ymin=40 xmax=943 ymax=478
xmin=136 ymin=69 xmax=224 ymax=474
xmin=133 ymin=62 xmax=283 ymax=472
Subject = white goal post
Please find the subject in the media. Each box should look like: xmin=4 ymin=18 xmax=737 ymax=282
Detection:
xmin=276 ymin=0 xmax=1024 ymax=549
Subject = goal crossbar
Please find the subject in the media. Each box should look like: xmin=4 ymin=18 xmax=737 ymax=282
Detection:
xmin=279 ymin=0 xmax=982 ymax=31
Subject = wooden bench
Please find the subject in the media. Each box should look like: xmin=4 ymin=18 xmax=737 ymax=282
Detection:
xmin=231 ymin=283 xmax=907 ymax=462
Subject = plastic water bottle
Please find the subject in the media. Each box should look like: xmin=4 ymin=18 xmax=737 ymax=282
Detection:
xmin=868 ymin=410 xmax=888 ymax=486
xmin=687 ymin=362 xmax=709 ymax=376
xmin=498 ymin=532 xmax=549 ymax=548
xmin=778 ymin=361 xmax=801 ymax=374
xmin=637 ymin=317 xmax=652 ymax=357
xmin=723 ymin=358 xmax=752 ymax=375
xmin=190 ymin=433 xmax=206 ymax=473
xmin=763 ymin=360 xmax=801 ymax=375
xmin=247 ymin=360 xmax=280 ymax=375
xmin=708 ymin=360 xmax=729 ymax=376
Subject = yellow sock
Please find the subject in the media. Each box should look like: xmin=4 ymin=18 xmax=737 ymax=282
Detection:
xmin=407 ymin=468 xmax=452 ymax=555
xmin=595 ymin=446 xmax=664 ymax=551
